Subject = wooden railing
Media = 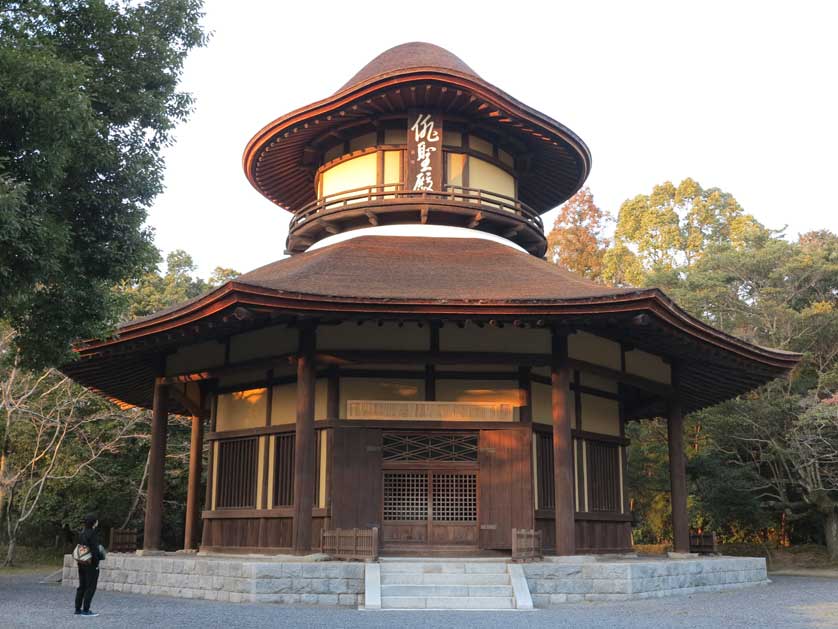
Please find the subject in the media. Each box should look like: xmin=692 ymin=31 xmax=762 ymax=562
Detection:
xmin=289 ymin=183 xmax=543 ymax=233
xmin=511 ymin=527 xmax=543 ymax=562
xmin=321 ymin=527 xmax=379 ymax=561
xmin=689 ymin=531 xmax=718 ymax=554
xmin=109 ymin=528 xmax=138 ymax=553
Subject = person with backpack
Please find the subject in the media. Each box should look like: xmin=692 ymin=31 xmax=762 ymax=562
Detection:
xmin=73 ymin=513 xmax=105 ymax=617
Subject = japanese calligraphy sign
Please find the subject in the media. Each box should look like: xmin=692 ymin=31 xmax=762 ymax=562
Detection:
xmin=407 ymin=111 xmax=443 ymax=192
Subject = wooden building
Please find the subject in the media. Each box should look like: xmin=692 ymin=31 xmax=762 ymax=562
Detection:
xmin=61 ymin=43 xmax=799 ymax=556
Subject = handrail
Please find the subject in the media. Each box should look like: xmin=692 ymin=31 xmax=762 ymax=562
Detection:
xmin=289 ymin=184 xmax=543 ymax=232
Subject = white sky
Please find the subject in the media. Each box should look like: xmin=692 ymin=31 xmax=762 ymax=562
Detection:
xmin=147 ymin=0 xmax=838 ymax=277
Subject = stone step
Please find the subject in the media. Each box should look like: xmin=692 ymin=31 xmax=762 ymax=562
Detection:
xmin=381 ymin=596 xmax=515 ymax=610
xmin=380 ymin=562 xmax=508 ymax=574
xmin=381 ymin=572 xmax=510 ymax=586
xmin=382 ymin=584 xmax=514 ymax=597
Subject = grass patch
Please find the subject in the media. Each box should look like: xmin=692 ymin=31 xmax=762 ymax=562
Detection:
xmin=0 ymin=544 xmax=67 ymax=575
xmin=633 ymin=543 xmax=671 ymax=555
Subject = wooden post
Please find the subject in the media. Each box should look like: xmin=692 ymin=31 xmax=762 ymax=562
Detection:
xmin=426 ymin=322 xmax=439 ymax=401
xmin=668 ymin=395 xmax=690 ymax=553
xmin=327 ymin=366 xmax=340 ymax=420
xmin=292 ymin=324 xmax=317 ymax=553
xmin=143 ymin=380 xmax=169 ymax=551
xmin=518 ymin=366 xmax=532 ymax=423
xmin=203 ymin=393 xmax=217 ymax=512
xmin=183 ymin=413 xmax=203 ymax=550
xmin=551 ymin=331 xmax=576 ymax=556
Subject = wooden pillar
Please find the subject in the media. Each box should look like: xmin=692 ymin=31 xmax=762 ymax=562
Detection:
xmin=292 ymin=324 xmax=317 ymax=553
xmin=518 ymin=366 xmax=532 ymax=423
xmin=183 ymin=413 xmax=203 ymax=550
xmin=203 ymin=394 xmax=217 ymax=512
xmin=143 ymin=380 xmax=169 ymax=551
xmin=668 ymin=395 xmax=690 ymax=553
xmin=426 ymin=322 xmax=439 ymax=401
xmin=551 ymin=331 xmax=576 ymax=555
xmin=327 ymin=366 xmax=340 ymax=420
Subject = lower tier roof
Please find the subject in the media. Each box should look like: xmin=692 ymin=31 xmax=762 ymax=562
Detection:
xmin=62 ymin=236 xmax=800 ymax=416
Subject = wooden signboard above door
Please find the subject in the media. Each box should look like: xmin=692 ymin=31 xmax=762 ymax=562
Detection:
xmin=407 ymin=110 xmax=443 ymax=192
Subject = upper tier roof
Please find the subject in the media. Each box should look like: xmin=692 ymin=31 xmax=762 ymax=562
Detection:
xmin=337 ymin=42 xmax=480 ymax=91
xmin=243 ymin=43 xmax=592 ymax=216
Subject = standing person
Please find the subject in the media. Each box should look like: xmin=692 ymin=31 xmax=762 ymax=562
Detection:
xmin=74 ymin=514 xmax=104 ymax=617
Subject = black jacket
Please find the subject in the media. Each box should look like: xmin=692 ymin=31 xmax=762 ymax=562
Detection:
xmin=79 ymin=527 xmax=102 ymax=567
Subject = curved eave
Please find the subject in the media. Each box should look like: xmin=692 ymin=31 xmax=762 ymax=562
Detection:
xmin=71 ymin=281 xmax=800 ymax=372
xmin=242 ymin=68 xmax=592 ymax=214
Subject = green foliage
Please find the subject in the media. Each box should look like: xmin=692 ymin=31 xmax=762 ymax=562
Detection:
xmin=610 ymin=178 xmax=767 ymax=277
xmin=119 ymin=250 xmax=240 ymax=319
xmin=568 ymin=179 xmax=838 ymax=550
xmin=0 ymin=250 xmax=230 ymax=560
xmin=0 ymin=0 xmax=208 ymax=369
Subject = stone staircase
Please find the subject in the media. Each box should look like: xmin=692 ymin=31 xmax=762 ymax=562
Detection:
xmin=374 ymin=559 xmax=530 ymax=610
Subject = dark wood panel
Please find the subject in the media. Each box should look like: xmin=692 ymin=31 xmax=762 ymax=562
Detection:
xmin=330 ymin=428 xmax=382 ymax=530
xmin=430 ymin=523 xmax=478 ymax=546
xmin=536 ymin=514 xmax=632 ymax=554
xmin=382 ymin=522 xmax=427 ymax=545
xmin=200 ymin=515 xmax=327 ymax=551
xmin=478 ymin=427 xmax=534 ymax=549
xmin=535 ymin=516 xmax=556 ymax=552
xmin=575 ymin=519 xmax=632 ymax=553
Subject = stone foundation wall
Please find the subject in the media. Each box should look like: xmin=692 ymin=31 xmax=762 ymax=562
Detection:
xmin=523 ymin=556 xmax=768 ymax=607
xmin=62 ymin=554 xmax=364 ymax=606
xmin=62 ymin=554 xmax=768 ymax=609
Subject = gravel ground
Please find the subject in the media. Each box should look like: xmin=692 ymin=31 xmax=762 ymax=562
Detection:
xmin=0 ymin=573 xmax=836 ymax=628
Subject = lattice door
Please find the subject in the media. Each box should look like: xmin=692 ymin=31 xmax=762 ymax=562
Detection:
xmin=431 ymin=473 xmax=477 ymax=522
xmin=383 ymin=471 xmax=428 ymax=522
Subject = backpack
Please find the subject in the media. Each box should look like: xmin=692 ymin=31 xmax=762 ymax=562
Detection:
xmin=72 ymin=543 xmax=93 ymax=566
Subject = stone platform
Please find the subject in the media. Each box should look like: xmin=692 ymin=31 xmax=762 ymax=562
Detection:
xmin=523 ymin=555 xmax=769 ymax=606
xmin=62 ymin=553 xmax=768 ymax=609
xmin=62 ymin=553 xmax=365 ymax=607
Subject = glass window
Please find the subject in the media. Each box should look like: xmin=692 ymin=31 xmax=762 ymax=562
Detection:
xmin=216 ymin=388 xmax=267 ymax=432
xmin=271 ymin=380 xmax=328 ymax=424
xmin=320 ymin=152 xmax=377 ymax=201
xmin=436 ymin=379 xmax=522 ymax=409
xmin=340 ymin=377 xmax=425 ymax=419
xmin=445 ymin=152 xmax=466 ymax=189
xmin=383 ymin=150 xmax=402 ymax=186
xmin=468 ymin=157 xmax=516 ymax=205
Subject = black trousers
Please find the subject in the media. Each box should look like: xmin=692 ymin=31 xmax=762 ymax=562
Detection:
xmin=75 ymin=565 xmax=99 ymax=612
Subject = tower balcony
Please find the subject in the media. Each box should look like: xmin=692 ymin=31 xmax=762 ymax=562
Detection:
xmin=286 ymin=184 xmax=547 ymax=256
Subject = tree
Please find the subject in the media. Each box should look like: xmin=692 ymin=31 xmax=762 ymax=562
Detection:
xmin=0 ymin=248 xmax=235 ymax=562
xmin=546 ymin=187 xmax=611 ymax=281
xmin=0 ymin=0 xmax=208 ymax=369
xmin=120 ymin=250 xmax=240 ymax=319
xmin=624 ymin=224 xmax=838 ymax=553
xmin=0 ymin=327 xmax=147 ymax=565
xmin=611 ymin=178 xmax=766 ymax=277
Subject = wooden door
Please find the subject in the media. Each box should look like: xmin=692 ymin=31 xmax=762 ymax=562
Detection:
xmin=478 ymin=427 xmax=534 ymax=549
xmin=330 ymin=428 xmax=382 ymax=530
xmin=381 ymin=469 xmax=478 ymax=549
